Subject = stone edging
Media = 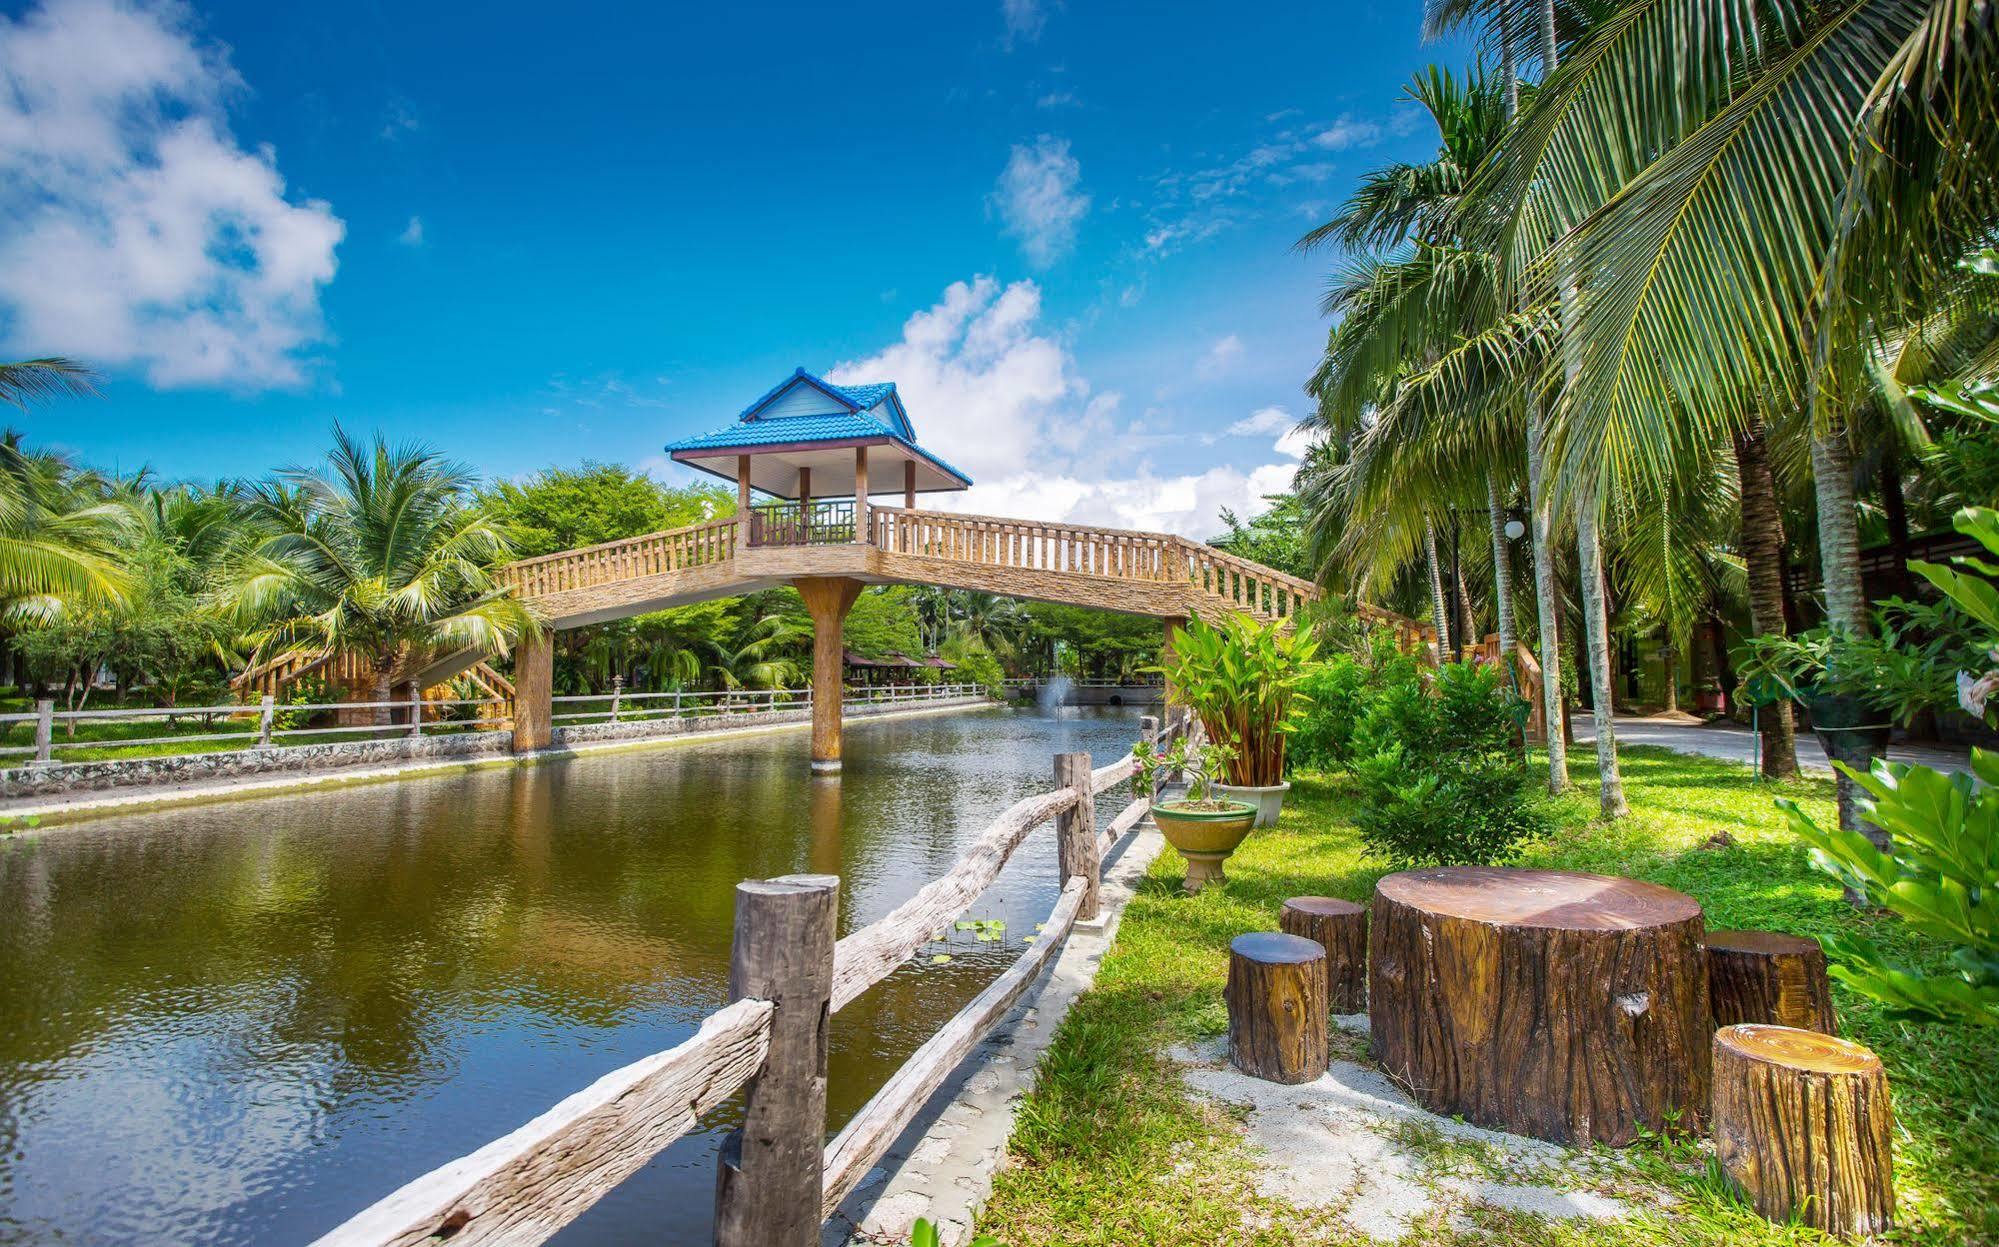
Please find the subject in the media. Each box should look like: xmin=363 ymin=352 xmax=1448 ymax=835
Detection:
xmin=2 ymin=697 xmax=994 ymax=826
xmin=822 ymin=821 xmax=1166 ymax=1247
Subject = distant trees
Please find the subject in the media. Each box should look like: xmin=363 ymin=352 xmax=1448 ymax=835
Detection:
xmin=213 ymin=429 xmax=535 ymax=723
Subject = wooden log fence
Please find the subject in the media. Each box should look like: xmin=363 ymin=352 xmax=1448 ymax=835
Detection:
xmin=314 ymin=717 xmax=1175 ymax=1247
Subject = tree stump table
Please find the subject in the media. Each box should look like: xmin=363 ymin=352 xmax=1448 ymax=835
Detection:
xmin=1705 ymin=930 xmax=1835 ymax=1032
xmin=1370 ymin=866 xmax=1710 ymax=1145
xmin=1279 ymin=896 xmax=1368 ymax=1013
xmin=1713 ymin=1024 xmax=1894 ymax=1237
xmin=1227 ymin=932 xmax=1328 ymax=1084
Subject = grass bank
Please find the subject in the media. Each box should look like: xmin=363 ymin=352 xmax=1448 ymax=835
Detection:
xmin=976 ymin=746 xmax=1998 ymax=1246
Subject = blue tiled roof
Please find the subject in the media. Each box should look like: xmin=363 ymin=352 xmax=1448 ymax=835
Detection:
xmin=829 ymin=381 xmax=895 ymax=410
xmin=664 ymin=366 xmax=971 ymax=485
xmin=667 ymin=412 xmax=897 ymax=453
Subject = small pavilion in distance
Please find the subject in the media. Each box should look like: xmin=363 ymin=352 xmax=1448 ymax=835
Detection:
xmin=665 ymin=367 xmax=972 ymax=771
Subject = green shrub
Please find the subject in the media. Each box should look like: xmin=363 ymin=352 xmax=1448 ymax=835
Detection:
xmin=1349 ymin=660 xmax=1546 ymax=866
xmin=1288 ymin=628 xmax=1423 ymax=772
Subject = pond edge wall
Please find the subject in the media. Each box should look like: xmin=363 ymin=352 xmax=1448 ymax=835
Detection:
xmin=1 ymin=695 xmax=993 ymax=803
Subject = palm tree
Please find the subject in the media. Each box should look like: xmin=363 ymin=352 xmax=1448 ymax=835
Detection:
xmin=216 ymin=428 xmax=535 ymax=724
xmin=704 ymin=611 xmax=808 ymax=691
xmin=0 ymin=358 xmax=96 ymax=410
xmin=0 ymin=437 xmax=130 ymax=622
xmin=1446 ymin=0 xmax=1997 ymax=830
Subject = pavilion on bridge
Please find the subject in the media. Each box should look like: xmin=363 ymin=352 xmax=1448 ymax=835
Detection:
xmin=666 ymin=367 xmax=971 ymax=550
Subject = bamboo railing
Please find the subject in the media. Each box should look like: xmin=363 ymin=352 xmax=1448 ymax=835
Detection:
xmin=312 ymin=712 xmax=1189 ymax=1247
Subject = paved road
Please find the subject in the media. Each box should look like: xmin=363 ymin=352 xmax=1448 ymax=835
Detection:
xmin=1573 ymin=715 xmax=1973 ymax=777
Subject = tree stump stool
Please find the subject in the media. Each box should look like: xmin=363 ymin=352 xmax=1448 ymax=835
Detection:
xmin=1713 ymin=1024 xmax=1894 ymax=1238
xmin=1226 ymin=932 xmax=1328 ymax=1084
xmin=1279 ymin=896 xmax=1367 ymax=1013
xmin=1705 ymin=930 xmax=1835 ymax=1032
xmin=1370 ymin=866 xmax=1710 ymax=1145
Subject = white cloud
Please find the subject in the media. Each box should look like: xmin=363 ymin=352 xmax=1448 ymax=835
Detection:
xmin=380 ymin=95 xmax=420 ymax=141
xmin=1035 ymin=90 xmax=1079 ymax=110
xmin=398 ymin=215 xmax=424 ymax=246
xmin=1198 ymin=333 xmax=1245 ymax=378
xmin=1227 ymin=406 xmax=1293 ymax=437
xmin=1312 ymin=115 xmax=1384 ymax=151
xmin=1000 ymin=0 xmax=1045 ymax=47
xmin=832 ymin=279 xmax=1305 ymax=540
xmin=990 ymin=135 xmax=1089 ymax=269
xmin=0 ymin=0 xmax=344 ymax=389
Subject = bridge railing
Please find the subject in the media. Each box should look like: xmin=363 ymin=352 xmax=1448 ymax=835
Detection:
xmin=872 ymin=506 xmax=1181 ymax=582
xmin=311 ymin=713 xmax=1189 ymax=1247
xmin=503 ymin=516 xmax=738 ymax=598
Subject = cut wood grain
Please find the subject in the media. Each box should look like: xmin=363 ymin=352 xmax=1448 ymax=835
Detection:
xmin=1713 ymin=1024 xmax=1894 ymax=1237
xmin=821 ymin=878 xmax=1087 ymax=1216
xmin=1227 ymin=932 xmax=1328 ymax=1083
xmin=1279 ymin=896 xmax=1367 ymax=1013
xmin=1705 ymin=930 xmax=1835 ymax=1032
xmin=309 ymin=997 xmax=774 ymax=1247
xmin=829 ymin=788 xmax=1077 ymax=1012
xmin=1370 ymin=866 xmax=1710 ymax=1145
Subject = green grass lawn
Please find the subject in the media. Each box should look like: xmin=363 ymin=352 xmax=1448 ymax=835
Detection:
xmin=976 ymin=746 xmax=1998 ymax=1246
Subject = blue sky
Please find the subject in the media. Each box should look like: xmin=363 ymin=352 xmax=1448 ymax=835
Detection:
xmin=1 ymin=0 xmax=1462 ymax=537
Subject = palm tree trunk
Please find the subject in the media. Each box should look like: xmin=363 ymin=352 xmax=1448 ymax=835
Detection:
xmin=373 ymin=659 xmax=395 ymax=729
xmin=1810 ymin=421 xmax=1881 ymax=848
xmin=1528 ymin=414 xmax=1570 ymax=790
xmin=1577 ymin=499 xmax=1628 ymax=817
xmin=1425 ymin=518 xmax=1451 ymax=657
xmin=1733 ymin=417 xmax=1799 ymax=778
xmin=1661 ymin=629 xmax=1678 ymax=713
xmin=1487 ymin=475 xmax=1518 ymax=658
xmin=1528 ymin=3 xmax=1574 ymax=793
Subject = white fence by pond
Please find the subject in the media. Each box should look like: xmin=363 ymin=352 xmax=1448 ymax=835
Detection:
xmin=2 ymin=684 xmax=990 ymax=766
xmin=310 ymin=711 xmax=1191 ymax=1247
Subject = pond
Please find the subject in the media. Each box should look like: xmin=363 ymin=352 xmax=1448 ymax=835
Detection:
xmin=0 ymin=704 xmax=1144 ymax=1246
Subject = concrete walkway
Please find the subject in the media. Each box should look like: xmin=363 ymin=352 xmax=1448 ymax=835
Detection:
xmin=1574 ymin=713 xmax=1973 ymax=777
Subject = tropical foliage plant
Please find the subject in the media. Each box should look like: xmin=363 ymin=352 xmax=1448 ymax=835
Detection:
xmin=1151 ymin=614 xmax=1318 ymax=786
xmin=213 ymin=428 xmax=537 ymax=721
xmin=1349 ymin=660 xmax=1547 ymax=865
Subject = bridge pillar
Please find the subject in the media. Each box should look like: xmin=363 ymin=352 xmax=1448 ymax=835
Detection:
xmin=1161 ymin=615 xmax=1189 ymax=711
xmin=796 ymin=576 xmax=864 ymax=773
xmin=512 ymin=628 xmax=554 ymax=753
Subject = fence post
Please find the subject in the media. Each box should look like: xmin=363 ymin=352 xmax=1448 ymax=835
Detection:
xmin=609 ymin=675 xmax=623 ymax=723
xmin=714 ymin=873 xmax=838 ymax=1247
xmin=408 ymin=684 xmax=424 ymax=739
xmin=1054 ymin=751 xmax=1100 ymax=921
xmin=1139 ymin=714 xmax=1161 ymax=808
xmin=257 ymin=695 xmax=276 ymax=748
xmin=32 ymin=699 xmax=54 ymax=765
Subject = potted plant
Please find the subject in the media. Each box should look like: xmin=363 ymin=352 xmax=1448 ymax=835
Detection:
xmin=1152 ymin=615 xmax=1317 ymax=826
xmin=1737 ymin=628 xmax=1905 ymax=771
xmin=1134 ymin=736 xmax=1257 ymax=893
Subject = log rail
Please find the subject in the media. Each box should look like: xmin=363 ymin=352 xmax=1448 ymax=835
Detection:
xmin=312 ymin=712 xmax=1188 ymax=1247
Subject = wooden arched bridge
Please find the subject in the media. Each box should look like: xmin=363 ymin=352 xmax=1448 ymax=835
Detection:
xmin=248 ymin=367 xmax=1430 ymax=770
xmin=497 ymin=504 xmax=1426 ymax=769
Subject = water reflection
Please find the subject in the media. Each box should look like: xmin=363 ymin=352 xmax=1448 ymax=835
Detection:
xmin=0 ymin=706 xmax=1139 ymax=1246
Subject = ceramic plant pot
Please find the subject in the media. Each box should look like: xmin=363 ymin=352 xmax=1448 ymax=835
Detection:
xmin=1213 ymin=780 xmax=1291 ymax=828
xmin=1151 ymin=800 xmax=1258 ymax=893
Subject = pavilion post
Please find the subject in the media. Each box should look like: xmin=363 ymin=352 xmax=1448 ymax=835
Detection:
xmin=736 ymin=453 xmax=753 ymax=549
xmin=853 ymin=446 xmax=870 ymax=544
xmin=796 ymin=576 xmax=863 ymax=772
xmin=904 ymin=459 xmax=916 ymax=510
xmin=798 ymin=466 xmax=812 ymax=541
